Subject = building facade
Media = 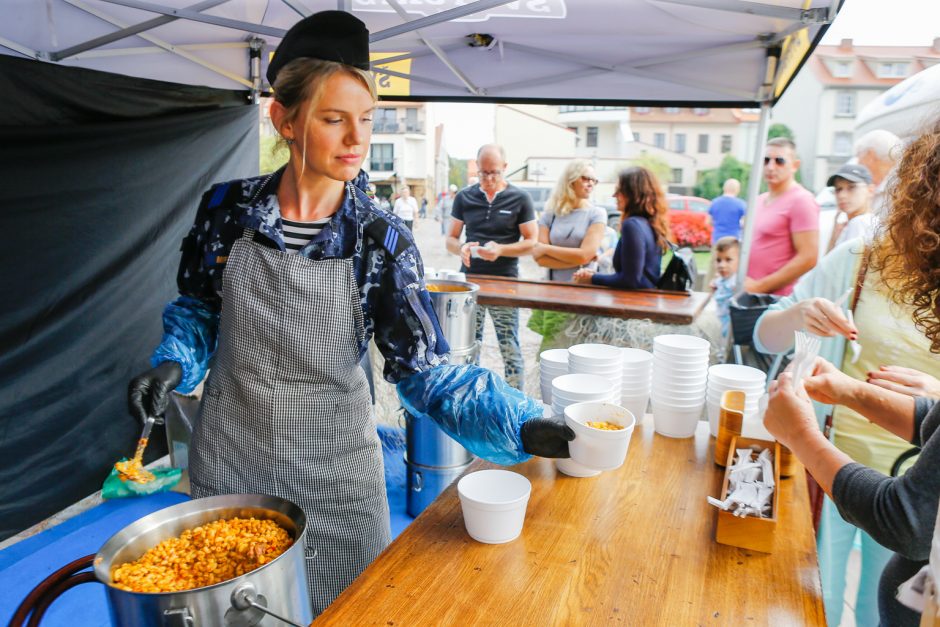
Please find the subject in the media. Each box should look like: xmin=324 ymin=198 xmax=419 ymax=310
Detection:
xmin=365 ymin=101 xmax=437 ymax=204
xmin=773 ymin=38 xmax=940 ymax=191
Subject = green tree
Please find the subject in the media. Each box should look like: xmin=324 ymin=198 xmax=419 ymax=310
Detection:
xmin=260 ymin=135 xmax=289 ymax=174
xmin=768 ymin=123 xmax=795 ymax=141
xmin=693 ymin=154 xmax=750 ymax=199
xmin=629 ymin=152 xmax=671 ymax=185
xmin=449 ymin=157 xmax=467 ymax=188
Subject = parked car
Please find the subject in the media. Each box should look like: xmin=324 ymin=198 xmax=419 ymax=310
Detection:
xmin=516 ymin=186 xmax=553 ymax=217
xmin=600 ymin=194 xmax=713 ymax=249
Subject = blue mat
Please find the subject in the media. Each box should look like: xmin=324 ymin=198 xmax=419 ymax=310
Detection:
xmin=1 ymin=425 xmax=412 ymax=625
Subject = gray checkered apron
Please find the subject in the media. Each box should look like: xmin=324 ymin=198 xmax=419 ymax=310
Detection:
xmin=189 ymin=226 xmax=391 ymax=615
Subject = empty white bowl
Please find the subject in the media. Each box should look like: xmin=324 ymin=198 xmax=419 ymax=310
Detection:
xmin=457 ymin=470 xmax=532 ymax=544
xmin=621 ymin=348 xmax=653 ymax=364
xmin=653 ymin=334 xmax=711 ymax=353
xmin=569 ymin=343 xmax=623 ymax=364
xmin=564 ymin=402 xmax=636 ymax=471
xmin=552 ymin=374 xmax=615 ymax=400
xmin=707 ymin=364 xmax=766 ymax=385
xmin=555 ymin=457 xmax=602 ymax=477
xmin=621 ymin=394 xmax=650 ymax=421
xmin=652 ymin=403 xmax=704 ymax=438
xmin=540 ymin=348 xmax=570 ymax=365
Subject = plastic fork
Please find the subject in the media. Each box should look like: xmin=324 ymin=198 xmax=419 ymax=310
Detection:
xmin=845 ymin=310 xmax=863 ymax=364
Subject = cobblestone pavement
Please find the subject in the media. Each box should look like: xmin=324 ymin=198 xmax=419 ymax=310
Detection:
xmin=369 ymin=215 xmax=545 ymax=425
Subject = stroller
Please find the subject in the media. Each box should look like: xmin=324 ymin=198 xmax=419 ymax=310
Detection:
xmin=728 ymin=292 xmax=787 ymax=383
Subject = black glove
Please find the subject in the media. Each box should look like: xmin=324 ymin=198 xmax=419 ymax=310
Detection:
xmin=520 ymin=416 xmax=575 ymax=458
xmin=128 ymin=361 xmax=183 ymax=425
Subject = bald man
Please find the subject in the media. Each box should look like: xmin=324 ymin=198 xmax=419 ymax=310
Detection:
xmin=446 ymin=144 xmax=537 ymax=390
xmin=854 ymin=129 xmax=901 ymax=220
xmin=708 ymin=178 xmax=746 ymax=243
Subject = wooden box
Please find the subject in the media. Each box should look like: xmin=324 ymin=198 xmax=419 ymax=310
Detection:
xmin=714 ymin=436 xmax=781 ymax=554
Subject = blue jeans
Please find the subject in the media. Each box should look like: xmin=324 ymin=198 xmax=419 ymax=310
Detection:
xmin=474 ymin=304 xmax=523 ymax=390
xmin=817 ymin=496 xmax=893 ymax=627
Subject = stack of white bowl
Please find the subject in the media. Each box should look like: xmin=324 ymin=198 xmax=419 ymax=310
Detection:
xmin=620 ymin=348 xmax=653 ymax=421
xmin=706 ymin=364 xmax=766 ymax=437
xmin=651 ymin=334 xmax=710 ymax=438
xmin=538 ymin=349 xmax=569 ymax=404
xmin=567 ymin=344 xmax=623 ymax=401
xmin=551 ymin=373 xmax=616 ymax=478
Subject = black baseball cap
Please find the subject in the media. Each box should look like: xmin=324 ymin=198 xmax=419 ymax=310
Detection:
xmin=827 ymin=163 xmax=873 ymax=187
xmin=266 ymin=11 xmax=370 ymax=86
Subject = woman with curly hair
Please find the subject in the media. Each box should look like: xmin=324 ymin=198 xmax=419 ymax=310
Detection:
xmin=573 ymin=166 xmax=670 ymax=288
xmin=757 ymin=118 xmax=940 ymax=627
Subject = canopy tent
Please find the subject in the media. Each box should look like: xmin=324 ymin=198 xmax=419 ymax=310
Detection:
xmin=2 ymin=0 xmax=840 ymax=105
xmin=0 ymin=0 xmax=841 ymax=541
xmin=855 ymin=62 xmax=940 ymax=139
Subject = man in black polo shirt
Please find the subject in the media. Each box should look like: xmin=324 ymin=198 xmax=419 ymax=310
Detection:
xmin=446 ymin=144 xmax=537 ymax=390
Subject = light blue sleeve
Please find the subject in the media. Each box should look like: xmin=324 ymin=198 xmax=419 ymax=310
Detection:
xmin=397 ymin=364 xmax=542 ymax=466
xmin=150 ymin=296 xmax=220 ymax=394
xmin=589 ymin=206 xmax=607 ymax=226
xmin=537 ymin=210 xmax=553 ymax=228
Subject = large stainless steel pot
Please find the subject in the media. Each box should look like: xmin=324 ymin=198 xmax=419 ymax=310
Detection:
xmin=96 ymin=494 xmax=311 ymax=627
xmin=12 ymin=494 xmax=311 ymax=627
xmin=425 ymin=279 xmax=479 ymax=351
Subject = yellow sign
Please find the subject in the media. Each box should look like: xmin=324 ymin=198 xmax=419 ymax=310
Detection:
xmin=371 ymin=52 xmax=412 ymax=97
xmin=774 ymin=0 xmax=813 ymax=98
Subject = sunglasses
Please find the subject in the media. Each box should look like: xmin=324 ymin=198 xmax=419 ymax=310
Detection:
xmin=479 ymin=170 xmax=503 ymax=178
xmin=580 ymin=175 xmax=599 ymax=185
xmin=763 ymin=156 xmax=788 ymax=166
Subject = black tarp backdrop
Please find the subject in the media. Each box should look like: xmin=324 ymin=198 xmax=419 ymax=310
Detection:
xmin=0 ymin=56 xmax=258 ymax=539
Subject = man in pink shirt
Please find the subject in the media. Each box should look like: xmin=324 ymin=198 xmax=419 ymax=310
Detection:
xmin=745 ymin=137 xmax=819 ymax=296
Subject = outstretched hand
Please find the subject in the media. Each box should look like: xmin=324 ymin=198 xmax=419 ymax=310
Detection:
xmin=520 ymin=416 xmax=575 ymax=458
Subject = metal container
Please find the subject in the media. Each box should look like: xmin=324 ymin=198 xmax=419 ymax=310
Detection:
xmin=165 ymin=392 xmax=198 ymax=470
xmin=405 ymin=457 xmax=471 ymax=518
xmin=425 ymin=279 xmax=479 ymax=351
xmin=447 ymin=341 xmax=480 ymax=366
xmin=406 ymin=411 xmax=474 ymax=468
xmin=93 ymin=494 xmax=312 ymax=627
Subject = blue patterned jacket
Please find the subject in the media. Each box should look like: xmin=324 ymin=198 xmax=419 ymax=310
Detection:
xmin=152 ymin=167 xmax=449 ymax=392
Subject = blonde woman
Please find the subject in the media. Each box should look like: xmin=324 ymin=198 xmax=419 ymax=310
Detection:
xmin=126 ymin=11 xmax=572 ymax=615
xmin=532 ymin=160 xmax=607 ymax=282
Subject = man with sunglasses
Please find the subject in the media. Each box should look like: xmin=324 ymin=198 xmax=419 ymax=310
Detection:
xmin=445 ymin=144 xmax=537 ymax=390
xmin=744 ymin=136 xmax=819 ymax=296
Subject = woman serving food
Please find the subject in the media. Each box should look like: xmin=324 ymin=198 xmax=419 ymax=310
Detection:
xmin=126 ymin=11 xmax=572 ymax=614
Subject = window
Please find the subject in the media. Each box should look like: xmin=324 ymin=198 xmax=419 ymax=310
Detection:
xmin=692 ymin=107 xmax=710 ymax=116
xmin=634 ymin=106 xmax=651 ymax=114
xmin=567 ymin=126 xmax=579 ymax=135
xmin=663 ymin=107 xmax=680 ymax=114
xmin=670 ymin=168 xmax=683 ymax=184
xmin=374 ymin=108 xmax=397 ymax=133
xmin=674 ymin=133 xmax=686 ymax=153
xmin=369 ymin=143 xmax=394 ymax=171
xmin=721 ymin=134 xmax=732 ymax=153
xmin=632 ymin=132 xmax=641 ymax=142
xmin=405 ymin=107 xmax=419 ymax=132
xmin=832 ymin=60 xmax=852 ymax=78
xmin=836 ymin=91 xmax=856 ymax=116
xmin=697 ymin=134 xmax=709 ymax=153
xmin=653 ymin=133 xmax=666 ymax=149
xmin=586 ymin=126 xmax=599 ymax=147
xmin=877 ymin=62 xmax=909 ymax=78
xmin=833 ymin=132 xmax=853 ymax=156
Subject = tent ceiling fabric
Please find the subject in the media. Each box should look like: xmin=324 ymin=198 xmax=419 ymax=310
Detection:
xmin=1 ymin=0 xmax=838 ymax=105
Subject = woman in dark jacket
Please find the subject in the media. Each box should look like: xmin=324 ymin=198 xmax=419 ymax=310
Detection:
xmin=573 ymin=166 xmax=671 ymax=289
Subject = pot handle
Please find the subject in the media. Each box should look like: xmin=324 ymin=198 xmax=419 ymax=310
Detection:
xmin=231 ymin=582 xmax=305 ymax=627
xmin=10 ymin=554 xmax=98 ymax=627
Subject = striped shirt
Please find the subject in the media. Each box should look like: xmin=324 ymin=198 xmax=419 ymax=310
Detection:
xmin=282 ymin=217 xmax=331 ymax=254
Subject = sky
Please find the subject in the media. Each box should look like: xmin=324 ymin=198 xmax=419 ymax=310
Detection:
xmin=435 ymin=0 xmax=940 ymax=159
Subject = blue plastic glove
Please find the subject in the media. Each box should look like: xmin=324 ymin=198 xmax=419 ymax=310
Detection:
xmin=150 ymin=296 xmax=220 ymax=393
xmin=397 ymin=364 xmax=565 ymax=466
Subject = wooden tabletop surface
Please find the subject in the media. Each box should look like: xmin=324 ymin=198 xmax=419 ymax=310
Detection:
xmin=316 ymin=417 xmax=825 ymax=626
xmin=466 ymin=274 xmax=712 ymax=324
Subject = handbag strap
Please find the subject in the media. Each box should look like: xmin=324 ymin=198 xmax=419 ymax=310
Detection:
xmin=822 ymin=246 xmax=871 ymax=437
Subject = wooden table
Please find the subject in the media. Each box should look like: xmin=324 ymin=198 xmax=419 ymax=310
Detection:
xmin=467 ymin=275 xmax=711 ymax=325
xmin=316 ymin=417 xmax=825 ymax=625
